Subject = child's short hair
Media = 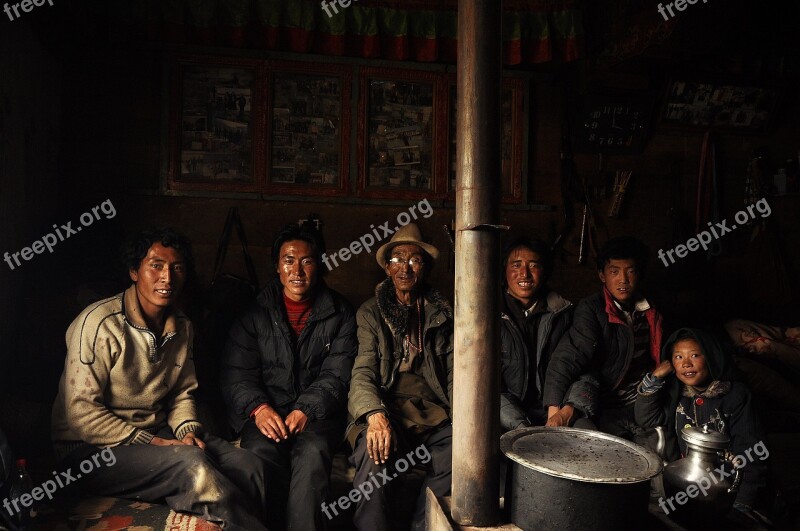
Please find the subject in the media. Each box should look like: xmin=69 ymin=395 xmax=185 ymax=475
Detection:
xmin=596 ymin=236 xmax=649 ymax=277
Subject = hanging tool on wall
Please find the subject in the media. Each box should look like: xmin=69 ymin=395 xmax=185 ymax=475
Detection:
xmin=744 ymin=154 xmax=766 ymax=211
xmin=608 ymin=170 xmax=633 ymax=218
xmin=696 ymin=131 xmax=721 ymax=258
xmin=555 ymin=115 xmax=600 ymax=266
xmin=442 ymin=221 xmax=456 ymax=272
xmin=576 ymin=151 xmax=607 ymax=265
xmin=577 ymin=203 xmax=589 ymax=264
xmin=553 ymin=118 xmax=578 ymax=252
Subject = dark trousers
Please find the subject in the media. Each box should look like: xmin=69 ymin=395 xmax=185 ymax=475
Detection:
xmin=349 ymin=422 xmax=452 ymax=531
xmin=63 ymin=428 xmax=267 ymax=531
xmin=574 ymin=405 xmax=658 ymax=451
xmin=240 ymin=418 xmax=342 ymax=531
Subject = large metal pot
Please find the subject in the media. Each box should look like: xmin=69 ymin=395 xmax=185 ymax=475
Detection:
xmin=501 ymin=427 xmax=663 ymax=530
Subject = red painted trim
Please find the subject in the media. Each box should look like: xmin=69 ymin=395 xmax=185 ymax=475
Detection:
xmin=285 ymin=27 xmax=312 ymax=52
xmin=381 ymin=35 xmax=409 ymax=61
xmin=411 ymin=37 xmax=438 ymax=62
xmin=195 ymin=27 xmax=216 ymax=46
xmin=313 ymin=33 xmax=347 ymax=55
xmin=346 ymin=35 xmax=381 ymax=58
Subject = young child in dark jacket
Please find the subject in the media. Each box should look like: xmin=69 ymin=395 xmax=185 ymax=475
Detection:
xmin=635 ymin=328 xmax=768 ymax=513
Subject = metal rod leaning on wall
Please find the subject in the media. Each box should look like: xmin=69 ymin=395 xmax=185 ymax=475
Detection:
xmin=450 ymin=0 xmax=503 ymax=525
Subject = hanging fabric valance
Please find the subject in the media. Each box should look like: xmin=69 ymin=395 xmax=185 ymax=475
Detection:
xmin=111 ymin=0 xmax=584 ymax=65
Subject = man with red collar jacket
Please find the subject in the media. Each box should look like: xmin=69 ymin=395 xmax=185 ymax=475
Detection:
xmin=542 ymin=236 xmax=664 ymax=442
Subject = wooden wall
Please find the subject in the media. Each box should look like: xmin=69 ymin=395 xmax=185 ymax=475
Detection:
xmin=51 ymin=46 xmax=797 ymax=324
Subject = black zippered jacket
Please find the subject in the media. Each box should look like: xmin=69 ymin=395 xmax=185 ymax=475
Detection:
xmin=501 ymin=290 xmax=599 ymax=429
xmin=220 ymin=279 xmax=357 ymax=432
xmin=543 ymin=288 xmax=663 ymax=409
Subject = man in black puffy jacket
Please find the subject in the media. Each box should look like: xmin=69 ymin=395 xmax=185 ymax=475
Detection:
xmin=499 ymin=236 xmax=597 ymax=430
xmin=220 ymin=223 xmax=357 ymax=530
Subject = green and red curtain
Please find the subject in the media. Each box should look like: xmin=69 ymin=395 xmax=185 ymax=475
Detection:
xmin=111 ymin=0 xmax=584 ymax=65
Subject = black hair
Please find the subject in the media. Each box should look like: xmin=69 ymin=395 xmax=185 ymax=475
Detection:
xmin=122 ymin=227 xmax=194 ymax=273
xmin=271 ymin=223 xmax=327 ymax=271
xmin=596 ymin=236 xmax=649 ymax=277
xmin=502 ymin=235 xmax=553 ymax=282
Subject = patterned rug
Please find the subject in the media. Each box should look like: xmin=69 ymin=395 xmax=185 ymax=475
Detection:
xmin=33 ymin=497 xmax=220 ymax=531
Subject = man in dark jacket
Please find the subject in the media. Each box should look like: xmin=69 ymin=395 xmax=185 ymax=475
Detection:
xmin=542 ymin=236 xmax=664 ymax=443
xmin=347 ymin=223 xmax=453 ymax=531
xmin=220 ymin=223 xmax=357 ymax=530
xmin=500 ymin=235 xmax=596 ymax=430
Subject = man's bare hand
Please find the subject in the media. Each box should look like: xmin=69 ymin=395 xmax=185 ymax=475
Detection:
xmin=255 ymin=404 xmax=289 ymax=442
xmin=181 ymin=432 xmax=206 ymax=450
xmin=285 ymin=410 xmax=309 ymax=435
xmin=150 ymin=436 xmax=186 ymax=446
xmin=544 ymin=405 xmax=560 ymax=427
xmin=366 ymin=412 xmax=394 ymax=464
xmin=545 ymin=405 xmax=575 ymax=427
xmin=653 ymin=360 xmax=674 ymax=379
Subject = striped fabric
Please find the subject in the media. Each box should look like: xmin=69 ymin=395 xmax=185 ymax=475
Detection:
xmin=283 ymin=292 xmax=314 ymax=338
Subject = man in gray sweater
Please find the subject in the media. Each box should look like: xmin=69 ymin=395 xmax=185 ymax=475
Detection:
xmin=51 ymin=228 xmax=267 ymax=530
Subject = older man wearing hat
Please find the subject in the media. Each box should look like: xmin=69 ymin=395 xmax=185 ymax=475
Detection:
xmin=346 ymin=223 xmax=454 ymax=531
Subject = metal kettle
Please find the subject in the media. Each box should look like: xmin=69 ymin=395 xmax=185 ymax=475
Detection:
xmin=661 ymin=425 xmax=743 ymax=523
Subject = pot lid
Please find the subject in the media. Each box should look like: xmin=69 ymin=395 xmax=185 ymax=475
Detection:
xmin=681 ymin=425 xmax=730 ymax=450
xmin=500 ymin=427 xmax=663 ymax=484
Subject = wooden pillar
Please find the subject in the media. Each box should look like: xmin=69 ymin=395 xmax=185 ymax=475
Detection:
xmin=451 ymin=0 xmax=502 ymax=526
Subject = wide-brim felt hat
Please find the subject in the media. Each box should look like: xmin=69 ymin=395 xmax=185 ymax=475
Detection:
xmin=375 ymin=223 xmax=439 ymax=268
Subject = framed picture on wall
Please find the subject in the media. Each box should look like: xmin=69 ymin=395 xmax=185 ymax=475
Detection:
xmin=661 ymin=79 xmax=779 ymax=134
xmin=168 ymin=55 xmax=266 ymax=192
xmin=358 ymin=68 xmax=446 ymax=199
xmin=446 ymin=77 xmax=524 ymax=203
xmin=266 ymin=62 xmax=352 ymax=196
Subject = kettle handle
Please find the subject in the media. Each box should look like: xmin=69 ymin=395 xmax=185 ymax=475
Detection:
xmin=722 ymin=451 xmax=744 ymax=495
xmin=654 ymin=426 xmax=666 ymax=461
